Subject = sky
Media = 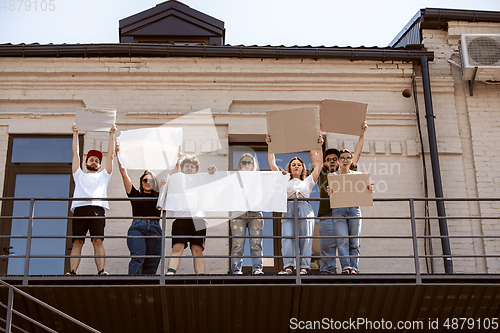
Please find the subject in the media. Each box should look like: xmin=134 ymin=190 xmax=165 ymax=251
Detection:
xmin=1 ymin=0 xmax=500 ymax=47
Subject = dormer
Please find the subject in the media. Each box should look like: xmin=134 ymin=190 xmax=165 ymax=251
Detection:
xmin=119 ymin=0 xmax=225 ymax=45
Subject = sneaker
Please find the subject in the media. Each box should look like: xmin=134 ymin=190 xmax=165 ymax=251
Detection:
xmin=97 ymin=269 xmax=109 ymax=276
xmin=65 ymin=270 xmax=76 ymax=276
xmin=166 ymin=271 xmax=175 ymax=275
xmin=300 ymin=268 xmax=308 ymax=275
xmin=278 ymin=267 xmax=293 ymax=275
xmin=252 ymin=270 xmax=264 ymax=275
xmin=233 ymin=271 xmax=243 ymax=275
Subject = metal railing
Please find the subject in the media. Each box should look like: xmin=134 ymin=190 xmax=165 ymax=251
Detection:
xmin=0 ymin=196 xmax=499 ymax=287
xmin=0 ymin=279 xmax=99 ymax=333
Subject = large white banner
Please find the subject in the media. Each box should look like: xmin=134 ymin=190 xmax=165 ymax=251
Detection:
xmin=116 ymin=127 xmax=183 ymax=170
xmin=159 ymin=171 xmax=288 ymax=213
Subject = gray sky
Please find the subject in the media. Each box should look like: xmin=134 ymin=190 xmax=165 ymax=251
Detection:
xmin=1 ymin=0 xmax=500 ymax=47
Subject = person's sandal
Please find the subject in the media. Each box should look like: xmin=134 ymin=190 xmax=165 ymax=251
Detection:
xmin=341 ymin=269 xmax=351 ymax=275
xmin=278 ymin=267 xmax=293 ymax=275
xmin=300 ymin=268 xmax=308 ymax=275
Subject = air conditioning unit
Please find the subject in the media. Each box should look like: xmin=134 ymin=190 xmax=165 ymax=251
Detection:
xmin=460 ymin=34 xmax=500 ymax=81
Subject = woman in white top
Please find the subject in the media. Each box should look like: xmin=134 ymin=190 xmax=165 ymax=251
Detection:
xmin=266 ymin=135 xmax=323 ymax=275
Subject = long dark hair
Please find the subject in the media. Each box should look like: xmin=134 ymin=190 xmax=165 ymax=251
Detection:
xmin=139 ymin=170 xmax=159 ymax=193
xmin=287 ymin=157 xmax=306 ymax=180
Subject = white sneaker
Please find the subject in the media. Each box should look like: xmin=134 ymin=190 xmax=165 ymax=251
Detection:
xmin=233 ymin=271 xmax=243 ymax=275
xmin=278 ymin=268 xmax=293 ymax=275
xmin=253 ymin=270 xmax=264 ymax=275
xmin=166 ymin=271 xmax=175 ymax=275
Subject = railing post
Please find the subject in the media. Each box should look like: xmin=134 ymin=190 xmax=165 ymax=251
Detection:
xmin=293 ymin=197 xmax=300 ymax=284
xmin=6 ymin=286 xmax=13 ymax=333
xmin=160 ymin=210 xmax=167 ymax=286
xmin=23 ymin=198 xmax=35 ymax=286
xmin=409 ymin=199 xmax=422 ymax=284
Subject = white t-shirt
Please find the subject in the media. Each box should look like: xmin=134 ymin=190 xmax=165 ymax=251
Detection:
xmin=286 ymin=173 xmax=317 ymax=199
xmin=173 ymin=210 xmax=205 ymax=218
xmin=71 ymin=168 xmax=112 ymax=212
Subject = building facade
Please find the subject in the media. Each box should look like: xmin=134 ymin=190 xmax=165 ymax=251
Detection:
xmin=0 ymin=3 xmax=499 ymax=277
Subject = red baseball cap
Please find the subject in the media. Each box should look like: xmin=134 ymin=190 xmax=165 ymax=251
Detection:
xmin=86 ymin=150 xmax=103 ymax=163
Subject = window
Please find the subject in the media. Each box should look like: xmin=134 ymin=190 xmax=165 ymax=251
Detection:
xmin=229 ymin=144 xmax=320 ymax=272
xmin=1 ymin=135 xmax=80 ymax=275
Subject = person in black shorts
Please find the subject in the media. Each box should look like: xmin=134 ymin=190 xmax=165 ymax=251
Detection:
xmin=67 ymin=122 xmax=116 ymax=276
xmin=116 ymin=144 xmax=163 ymax=275
xmin=166 ymin=147 xmax=217 ymax=275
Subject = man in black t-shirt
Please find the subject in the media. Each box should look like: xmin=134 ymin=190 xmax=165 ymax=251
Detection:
xmin=318 ymin=149 xmax=340 ymax=275
xmin=318 ymin=122 xmax=368 ymax=274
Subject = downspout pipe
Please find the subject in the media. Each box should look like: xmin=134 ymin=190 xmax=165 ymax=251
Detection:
xmin=420 ymin=55 xmax=453 ymax=274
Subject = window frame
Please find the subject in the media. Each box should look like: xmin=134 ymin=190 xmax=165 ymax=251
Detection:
xmin=0 ymin=134 xmax=83 ymax=275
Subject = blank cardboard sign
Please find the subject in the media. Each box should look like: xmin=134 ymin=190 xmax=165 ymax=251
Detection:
xmin=266 ymin=107 xmax=321 ymax=154
xmin=328 ymin=172 xmax=373 ymax=208
xmin=320 ymin=99 xmax=368 ymax=136
xmin=75 ymin=108 xmax=116 ymax=132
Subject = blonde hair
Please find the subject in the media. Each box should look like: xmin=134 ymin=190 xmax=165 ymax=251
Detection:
xmin=238 ymin=153 xmax=258 ymax=171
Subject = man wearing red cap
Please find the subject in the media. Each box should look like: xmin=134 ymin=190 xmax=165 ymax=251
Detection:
xmin=66 ymin=122 xmax=117 ymax=276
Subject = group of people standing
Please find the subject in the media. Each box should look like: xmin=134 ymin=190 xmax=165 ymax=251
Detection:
xmin=255 ymin=121 xmax=368 ymax=276
xmin=67 ymin=120 xmax=368 ymax=276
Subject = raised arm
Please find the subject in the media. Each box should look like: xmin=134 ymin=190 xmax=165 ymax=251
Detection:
xmin=72 ymin=122 xmax=80 ymax=174
xmin=115 ymin=144 xmax=132 ymax=194
xmin=352 ymin=121 xmax=368 ymax=165
xmin=266 ymin=135 xmax=279 ymax=171
xmin=104 ymin=124 xmax=117 ymax=174
xmin=310 ymin=135 xmax=324 ymax=182
xmin=171 ymin=145 xmax=182 ymax=175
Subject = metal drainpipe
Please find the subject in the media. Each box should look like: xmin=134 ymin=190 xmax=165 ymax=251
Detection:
xmin=420 ymin=55 xmax=453 ymax=274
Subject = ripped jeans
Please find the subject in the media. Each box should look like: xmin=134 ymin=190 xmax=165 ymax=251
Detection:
xmin=230 ymin=211 xmax=263 ymax=274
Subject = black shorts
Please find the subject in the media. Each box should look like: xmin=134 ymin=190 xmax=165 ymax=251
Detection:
xmin=171 ymin=218 xmax=207 ymax=250
xmin=72 ymin=205 xmax=106 ymax=243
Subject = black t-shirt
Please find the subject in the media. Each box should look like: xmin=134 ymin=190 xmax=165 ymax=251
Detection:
xmin=318 ymin=166 xmax=331 ymax=217
xmin=127 ymin=186 xmax=161 ymax=219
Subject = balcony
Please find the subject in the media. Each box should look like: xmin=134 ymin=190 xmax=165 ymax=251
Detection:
xmin=0 ymin=197 xmax=499 ymax=332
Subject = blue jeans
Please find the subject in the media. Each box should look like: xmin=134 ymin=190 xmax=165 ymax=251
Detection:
xmin=333 ymin=207 xmax=362 ymax=272
xmin=281 ymin=201 xmax=315 ymax=270
xmin=319 ymin=214 xmax=337 ymax=274
xmin=127 ymin=219 xmax=162 ymax=275
xmin=230 ymin=211 xmax=263 ymax=274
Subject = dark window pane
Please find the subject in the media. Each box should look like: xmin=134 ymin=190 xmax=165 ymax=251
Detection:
xmin=11 ymin=137 xmax=72 ymax=163
xmin=8 ymin=174 xmax=70 ymax=275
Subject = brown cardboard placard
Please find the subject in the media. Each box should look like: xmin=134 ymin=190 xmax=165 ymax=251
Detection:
xmin=320 ymin=99 xmax=368 ymax=136
xmin=75 ymin=108 xmax=116 ymax=132
xmin=328 ymin=172 xmax=373 ymax=208
xmin=266 ymin=107 xmax=321 ymax=154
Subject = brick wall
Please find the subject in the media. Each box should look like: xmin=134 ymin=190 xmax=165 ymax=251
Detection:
xmin=0 ymin=51 xmax=490 ymax=275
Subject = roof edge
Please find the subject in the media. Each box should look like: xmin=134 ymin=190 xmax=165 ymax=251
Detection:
xmin=0 ymin=43 xmax=434 ymax=62
xmin=389 ymin=10 xmax=424 ymax=47
xmin=390 ymin=7 xmax=500 ymax=47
